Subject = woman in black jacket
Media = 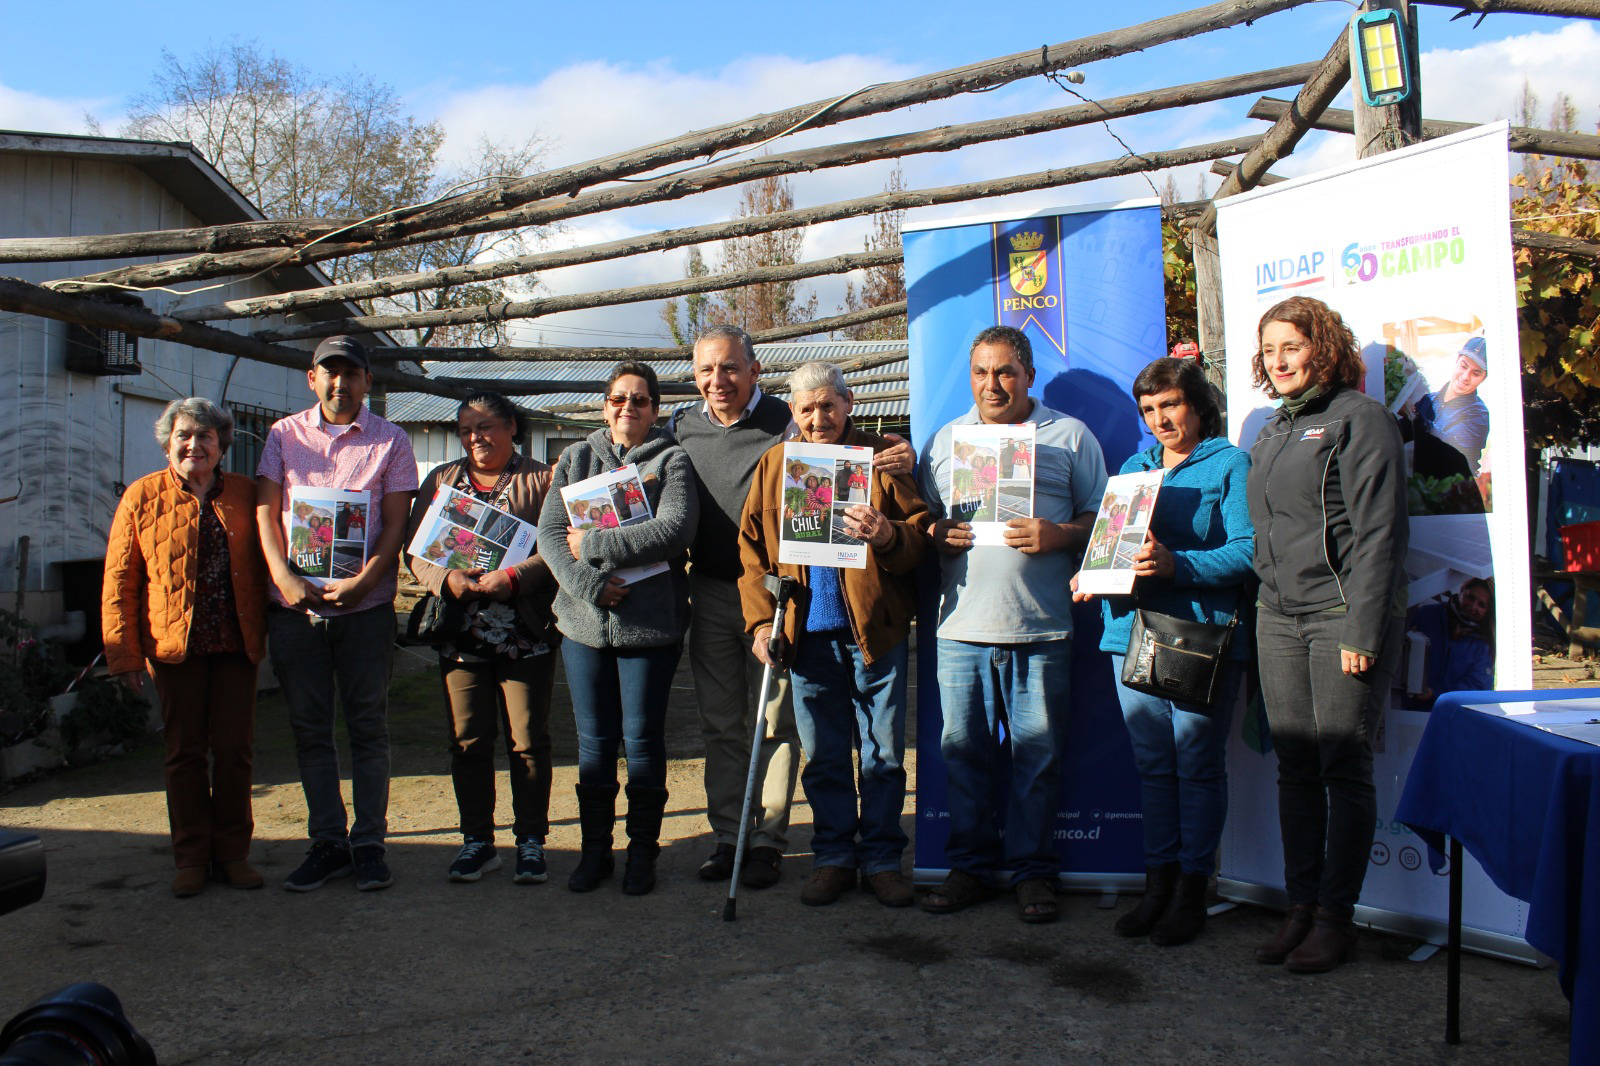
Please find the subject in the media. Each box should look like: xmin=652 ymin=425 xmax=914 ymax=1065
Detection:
xmin=1246 ymin=296 xmax=1407 ymax=974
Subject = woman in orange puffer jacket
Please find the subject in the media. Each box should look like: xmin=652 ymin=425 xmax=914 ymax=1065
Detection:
xmin=102 ymin=398 xmax=267 ymax=899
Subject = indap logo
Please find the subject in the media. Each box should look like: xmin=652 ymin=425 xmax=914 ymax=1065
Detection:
xmin=1254 ymin=249 xmax=1326 ymax=296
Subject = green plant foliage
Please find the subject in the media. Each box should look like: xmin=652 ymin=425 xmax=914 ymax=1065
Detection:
xmin=1513 ymin=157 xmax=1600 ymax=448
xmin=1162 ymin=218 xmax=1198 ymax=351
xmin=57 ymin=676 xmax=150 ymax=754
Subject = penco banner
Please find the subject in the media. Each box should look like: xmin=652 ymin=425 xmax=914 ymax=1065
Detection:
xmin=904 ymin=200 xmax=1166 ymax=887
xmin=1219 ymin=122 xmax=1534 ymax=959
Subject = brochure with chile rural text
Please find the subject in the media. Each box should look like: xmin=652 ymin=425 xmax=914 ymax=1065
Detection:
xmin=777 ymin=441 xmax=874 ymax=570
xmin=949 ymin=423 xmax=1035 ymax=547
xmin=286 ymin=487 xmax=370 ymax=587
xmin=1075 ymin=469 xmax=1165 ymax=596
xmin=559 ymin=464 xmax=666 ymax=586
xmin=407 ymin=485 xmax=537 ymax=572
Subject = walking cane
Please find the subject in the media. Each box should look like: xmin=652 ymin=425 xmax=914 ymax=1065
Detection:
xmin=724 ymin=573 xmax=799 ymax=922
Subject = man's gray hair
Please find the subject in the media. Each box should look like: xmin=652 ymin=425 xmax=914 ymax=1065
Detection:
xmin=693 ymin=324 xmax=756 ymax=363
xmin=787 ymin=360 xmax=850 ymax=399
xmin=154 ymin=397 xmax=235 ymax=454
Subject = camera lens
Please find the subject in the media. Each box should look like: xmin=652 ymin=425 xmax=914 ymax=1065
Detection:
xmin=0 ymin=983 xmax=155 ymax=1066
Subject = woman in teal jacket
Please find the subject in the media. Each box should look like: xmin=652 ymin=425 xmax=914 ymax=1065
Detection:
xmin=1074 ymin=357 xmax=1254 ymax=947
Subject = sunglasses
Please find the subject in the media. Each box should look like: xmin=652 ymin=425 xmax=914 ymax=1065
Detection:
xmin=605 ymin=394 xmax=653 ymax=409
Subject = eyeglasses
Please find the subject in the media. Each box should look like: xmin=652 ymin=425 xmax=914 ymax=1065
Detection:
xmin=605 ymin=394 xmax=653 ymax=409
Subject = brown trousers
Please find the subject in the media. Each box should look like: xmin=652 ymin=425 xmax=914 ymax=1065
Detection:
xmin=149 ymin=652 xmax=259 ymax=869
xmin=441 ymin=651 xmax=556 ymax=841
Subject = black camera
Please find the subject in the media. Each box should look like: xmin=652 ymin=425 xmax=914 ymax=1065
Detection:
xmin=0 ymin=832 xmax=156 ymax=1066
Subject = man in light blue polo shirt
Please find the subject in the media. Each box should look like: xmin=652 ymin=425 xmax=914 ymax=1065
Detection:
xmin=917 ymin=325 xmax=1107 ymax=923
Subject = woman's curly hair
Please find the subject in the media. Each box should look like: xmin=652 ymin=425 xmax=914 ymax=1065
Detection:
xmin=1250 ymin=296 xmax=1365 ymax=399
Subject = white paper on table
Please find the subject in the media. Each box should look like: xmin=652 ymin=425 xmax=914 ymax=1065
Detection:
xmin=776 ymin=441 xmax=874 ymax=570
xmin=559 ymin=464 xmax=667 ymax=586
xmin=1074 ymin=469 xmax=1166 ymax=596
xmin=949 ymin=422 xmax=1034 ymax=546
xmin=1464 ymin=701 xmax=1600 ymax=747
xmin=406 ymin=485 xmax=536 ymax=573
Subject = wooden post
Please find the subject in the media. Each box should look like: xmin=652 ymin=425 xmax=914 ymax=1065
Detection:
xmin=1191 ymin=228 xmax=1228 ymax=390
xmin=1350 ymin=0 xmax=1422 ymax=159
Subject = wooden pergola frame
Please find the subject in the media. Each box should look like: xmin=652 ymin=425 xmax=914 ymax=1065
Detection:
xmin=2 ymin=0 xmax=1594 ymax=414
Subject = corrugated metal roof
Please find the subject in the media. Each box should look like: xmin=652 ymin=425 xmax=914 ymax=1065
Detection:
xmin=385 ymin=340 xmax=909 ymax=424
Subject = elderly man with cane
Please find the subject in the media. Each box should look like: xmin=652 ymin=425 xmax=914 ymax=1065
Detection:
xmin=670 ymin=326 xmax=912 ymax=890
xmin=736 ymin=361 xmax=931 ymax=909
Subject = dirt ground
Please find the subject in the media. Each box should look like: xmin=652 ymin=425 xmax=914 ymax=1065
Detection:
xmin=0 ymin=640 xmax=1578 ymax=1065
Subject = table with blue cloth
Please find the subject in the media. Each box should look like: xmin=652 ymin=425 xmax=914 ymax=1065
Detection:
xmin=1396 ymin=689 xmax=1600 ymax=1065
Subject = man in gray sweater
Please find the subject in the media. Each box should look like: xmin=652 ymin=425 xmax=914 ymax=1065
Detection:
xmin=671 ymin=325 xmax=911 ymax=888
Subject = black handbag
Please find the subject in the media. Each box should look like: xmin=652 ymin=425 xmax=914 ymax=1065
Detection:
xmin=1121 ymin=607 xmax=1236 ymax=707
xmin=405 ymin=592 xmax=463 ymax=646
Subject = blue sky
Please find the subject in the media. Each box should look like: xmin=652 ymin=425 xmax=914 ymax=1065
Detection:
xmin=3 ymin=1 xmax=1594 ymax=345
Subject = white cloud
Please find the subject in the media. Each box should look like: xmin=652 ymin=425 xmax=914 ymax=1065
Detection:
xmin=0 ymin=84 xmax=115 ymax=136
xmin=1420 ymin=21 xmax=1600 ymax=129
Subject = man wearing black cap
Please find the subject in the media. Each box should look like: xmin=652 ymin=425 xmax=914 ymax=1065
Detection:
xmin=255 ymin=335 xmax=419 ymax=893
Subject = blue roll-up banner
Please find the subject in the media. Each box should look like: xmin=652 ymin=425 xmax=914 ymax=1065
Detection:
xmin=904 ymin=200 xmax=1166 ymax=886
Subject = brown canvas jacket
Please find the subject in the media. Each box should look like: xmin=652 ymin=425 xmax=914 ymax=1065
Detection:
xmin=101 ymin=469 xmax=267 ymax=674
xmin=738 ymin=422 xmax=929 ymax=667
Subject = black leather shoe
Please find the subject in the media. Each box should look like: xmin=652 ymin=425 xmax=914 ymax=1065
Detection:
xmin=740 ymin=846 xmax=782 ymax=889
xmin=697 ymin=843 xmax=737 ymax=882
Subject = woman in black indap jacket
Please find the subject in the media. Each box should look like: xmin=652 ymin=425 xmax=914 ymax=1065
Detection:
xmin=1245 ymin=296 xmax=1408 ymax=975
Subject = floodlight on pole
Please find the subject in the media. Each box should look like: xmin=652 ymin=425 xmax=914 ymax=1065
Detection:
xmin=1350 ymin=8 xmax=1414 ymax=108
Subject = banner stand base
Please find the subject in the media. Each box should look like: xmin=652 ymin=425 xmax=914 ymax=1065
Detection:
xmin=1217 ymin=877 xmax=1545 ymax=967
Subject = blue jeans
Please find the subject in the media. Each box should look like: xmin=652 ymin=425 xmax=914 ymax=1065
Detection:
xmin=1110 ymin=656 xmax=1240 ymax=875
xmin=789 ymin=632 xmax=908 ymax=874
xmin=1256 ymin=606 xmax=1401 ymax=917
xmin=936 ymin=637 xmax=1070 ymax=884
xmin=561 ymin=640 xmax=681 ymax=788
xmin=267 ymin=604 xmax=395 ymax=850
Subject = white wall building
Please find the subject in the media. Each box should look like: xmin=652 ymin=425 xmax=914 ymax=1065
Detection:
xmin=0 ymin=130 xmax=401 ymax=637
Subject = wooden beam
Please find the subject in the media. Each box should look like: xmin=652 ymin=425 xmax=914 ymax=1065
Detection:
xmin=37 ymin=0 xmax=1312 ymax=271
xmin=1513 ymin=229 xmax=1600 ymax=259
xmin=59 ymin=66 xmax=1294 ymax=294
xmin=1210 ymin=160 xmax=1288 ymax=184
xmin=438 ymin=367 xmax=910 ymax=399
xmin=374 ymin=305 xmax=911 ymax=362
xmin=254 ymin=136 xmax=1262 ymax=343
xmin=1197 ymin=27 xmax=1351 ymax=233
xmin=0 ymin=277 xmax=466 ymax=400
xmin=257 ymin=248 xmax=904 ymax=342
xmin=160 ymin=65 xmax=1315 ymax=321
xmin=1412 ymin=0 xmax=1600 ymax=17
xmin=23 ymin=61 xmax=1317 ymax=276
xmin=1249 ymin=96 xmax=1600 ymax=161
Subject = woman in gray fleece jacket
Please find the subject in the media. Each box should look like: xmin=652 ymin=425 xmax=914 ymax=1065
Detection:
xmin=538 ymin=361 xmax=698 ymax=897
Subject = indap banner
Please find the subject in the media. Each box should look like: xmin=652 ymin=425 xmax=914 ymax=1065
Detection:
xmin=1219 ymin=123 xmax=1534 ymax=957
xmin=903 ymin=200 xmax=1166 ymax=886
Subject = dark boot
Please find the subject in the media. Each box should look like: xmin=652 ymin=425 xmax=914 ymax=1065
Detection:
xmin=1254 ymin=903 xmax=1315 ymax=964
xmin=1285 ymin=907 xmax=1357 ymax=973
xmin=567 ymin=782 xmax=618 ymax=893
xmin=1113 ymin=863 xmax=1179 ymax=938
xmin=1150 ymin=871 xmax=1211 ymax=946
xmin=622 ymin=783 xmax=668 ymax=897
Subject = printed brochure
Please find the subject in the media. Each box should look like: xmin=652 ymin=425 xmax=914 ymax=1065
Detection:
xmin=949 ymin=423 xmax=1035 ymax=546
xmin=407 ymin=485 xmax=536 ymax=572
xmin=287 ymin=487 xmax=370 ymax=587
xmin=777 ymin=442 xmax=874 ymax=570
xmin=559 ymin=464 xmax=666 ymax=585
xmin=1075 ymin=469 xmax=1165 ymax=595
